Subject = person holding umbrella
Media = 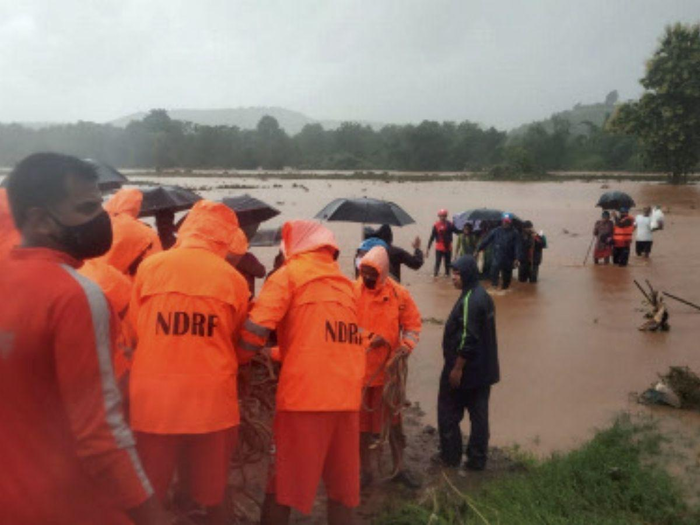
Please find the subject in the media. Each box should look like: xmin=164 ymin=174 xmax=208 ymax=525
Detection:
xmin=476 ymin=214 xmax=522 ymax=290
xmin=612 ymin=208 xmax=635 ymax=267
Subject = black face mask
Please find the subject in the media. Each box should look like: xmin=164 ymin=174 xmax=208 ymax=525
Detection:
xmin=362 ymin=277 xmax=378 ymax=290
xmin=51 ymin=210 xmax=113 ymax=260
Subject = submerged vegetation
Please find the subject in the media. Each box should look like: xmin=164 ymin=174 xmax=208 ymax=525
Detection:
xmin=377 ymin=416 xmax=699 ymax=524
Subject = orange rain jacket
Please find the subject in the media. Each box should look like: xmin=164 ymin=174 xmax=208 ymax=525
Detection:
xmin=103 ymin=189 xmax=161 ymax=274
xmin=239 ymin=220 xmax=365 ymax=412
xmin=129 ymin=200 xmax=250 ymax=434
xmin=79 ymin=259 xmax=136 ymax=382
xmin=0 ymin=248 xmax=153 ymax=524
xmin=0 ymin=188 xmax=21 ymax=260
xmin=355 ymin=246 xmax=422 ymax=387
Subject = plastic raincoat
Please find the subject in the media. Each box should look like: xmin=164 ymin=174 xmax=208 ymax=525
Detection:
xmin=129 ymin=200 xmax=250 ymax=434
xmin=103 ymin=189 xmax=161 ymax=274
xmin=354 ymin=247 xmax=421 ymax=387
xmin=239 ymin=220 xmax=364 ymax=411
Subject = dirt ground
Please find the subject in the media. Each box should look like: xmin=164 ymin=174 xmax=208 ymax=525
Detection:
xmin=128 ymin=175 xmax=700 ymax=522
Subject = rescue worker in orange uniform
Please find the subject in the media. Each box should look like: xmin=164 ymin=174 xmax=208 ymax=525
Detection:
xmin=103 ymin=188 xmax=162 ymax=275
xmin=612 ymin=207 xmax=635 ymax=267
xmin=129 ymin=200 xmax=250 ymax=525
xmin=0 ymin=153 xmax=166 ymax=525
xmin=355 ymin=246 xmax=421 ymax=488
xmin=238 ymin=220 xmax=364 ymax=525
xmin=0 ymin=188 xmax=21 ymax=260
xmin=80 ymin=257 xmax=136 ymax=386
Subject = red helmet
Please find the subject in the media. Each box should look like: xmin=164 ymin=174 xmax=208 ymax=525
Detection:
xmin=438 ymin=209 xmax=448 ymax=217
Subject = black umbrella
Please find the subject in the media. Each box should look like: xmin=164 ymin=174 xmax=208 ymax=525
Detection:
xmin=83 ymin=159 xmax=129 ymax=191
xmin=453 ymin=208 xmax=521 ymax=230
xmin=250 ymin=227 xmax=282 ymax=247
xmin=315 ymin=197 xmax=415 ymax=226
xmin=596 ymin=191 xmax=636 ymax=211
xmin=138 ymin=185 xmax=202 ymax=217
xmin=221 ymin=194 xmax=280 ymax=227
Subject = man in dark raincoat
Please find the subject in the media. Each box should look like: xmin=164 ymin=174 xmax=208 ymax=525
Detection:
xmin=476 ymin=214 xmax=522 ymax=290
xmin=367 ymin=224 xmax=423 ymax=283
xmin=435 ymin=255 xmax=499 ymax=470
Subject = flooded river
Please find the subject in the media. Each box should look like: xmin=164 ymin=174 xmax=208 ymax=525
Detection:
xmin=132 ymin=175 xmax=700 ymax=455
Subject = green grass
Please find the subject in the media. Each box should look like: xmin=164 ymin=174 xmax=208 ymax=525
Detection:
xmin=376 ymin=416 xmax=699 ymax=524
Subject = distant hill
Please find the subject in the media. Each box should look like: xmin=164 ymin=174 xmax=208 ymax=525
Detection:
xmin=509 ymin=90 xmax=620 ymax=138
xmin=110 ymin=107 xmax=384 ymax=135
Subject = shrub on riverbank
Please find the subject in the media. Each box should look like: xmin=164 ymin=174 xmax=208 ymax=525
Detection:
xmin=377 ymin=416 xmax=698 ymax=524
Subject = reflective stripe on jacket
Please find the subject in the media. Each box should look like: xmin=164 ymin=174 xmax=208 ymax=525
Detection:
xmin=0 ymin=248 xmax=152 ymax=522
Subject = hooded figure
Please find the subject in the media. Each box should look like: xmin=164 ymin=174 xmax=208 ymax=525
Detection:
xmin=238 ymin=220 xmax=364 ymax=521
xmin=368 ymin=223 xmax=423 ymax=283
xmin=128 ymin=200 xmax=250 ymax=519
xmin=102 ymin=188 xmax=161 ymax=274
xmin=476 ymin=216 xmax=522 ymax=289
xmin=355 ymin=246 xmax=421 ymax=486
xmin=436 ymin=255 xmax=499 ymax=471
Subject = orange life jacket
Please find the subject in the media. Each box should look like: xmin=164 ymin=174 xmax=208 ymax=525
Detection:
xmin=129 ymin=201 xmax=249 ymax=434
xmin=613 ymin=216 xmax=635 ymax=247
xmin=240 ymin=220 xmax=365 ymax=412
xmin=355 ymin=247 xmax=421 ymax=386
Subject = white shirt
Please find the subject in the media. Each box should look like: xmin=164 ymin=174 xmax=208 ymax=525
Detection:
xmin=635 ymin=215 xmax=653 ymax=242
xmin=651 ymin=208 xmax=665 ymax=230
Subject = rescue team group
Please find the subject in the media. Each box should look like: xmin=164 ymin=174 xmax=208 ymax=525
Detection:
xmin=0 ymin=153 xmax=499 ymax=525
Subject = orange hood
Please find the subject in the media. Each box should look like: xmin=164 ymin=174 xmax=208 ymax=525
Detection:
xmin=104 ymin=188 xmax=143 ymax=218
xmin=101 ymin=214 xmax=154 ymax=274
xmin=177 ymin=200 xmax=245 ymax=258
xmin=281 ymin=220 xmax=339 ymax=259
xmin=359 ymin=245 xmax=389 ymax=287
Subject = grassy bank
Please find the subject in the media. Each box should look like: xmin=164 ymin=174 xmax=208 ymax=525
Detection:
xmin=377 ymin=416 xmax=699 ymax=524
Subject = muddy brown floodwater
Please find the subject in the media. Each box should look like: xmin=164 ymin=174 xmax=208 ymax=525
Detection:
xmin=132 ymin=176 xmax=700 ymax=457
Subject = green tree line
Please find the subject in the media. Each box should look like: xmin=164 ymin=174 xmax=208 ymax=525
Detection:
xmin=0 ymin=109 xmax=643 ymax=174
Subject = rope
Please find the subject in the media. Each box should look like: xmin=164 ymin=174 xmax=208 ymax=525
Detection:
xmin=367 ymin=349 xmax=410 ymax=480
xmin=225 ymin=352 xmax=279 ymax=520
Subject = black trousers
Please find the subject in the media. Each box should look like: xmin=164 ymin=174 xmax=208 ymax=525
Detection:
xmin=437 ymin=375 xmax=491 ymax=468
xmin=613 ymin=246 xmax=630 ymax=266
xmin=434 ymin=250 xmax=452 ymax=276
xmin=635 ymin=241 xmax=653 ymax=256
xmin=518 ymin=262 xmax=540 ymax=283
xmin=490 ymin=262 xmax=513 ymax=289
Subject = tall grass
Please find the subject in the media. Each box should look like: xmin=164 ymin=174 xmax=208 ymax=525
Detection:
xmin=377 ymin=416 xmax=698 ymax=524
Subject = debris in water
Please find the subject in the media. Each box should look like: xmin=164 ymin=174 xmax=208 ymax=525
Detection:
xmin=639 ymin=367 xmax=700 ymax=411
xmin=634 ymin=280 xmax=670 ymax=331
xmin=422 ymin=317 xmax=445 ymax=326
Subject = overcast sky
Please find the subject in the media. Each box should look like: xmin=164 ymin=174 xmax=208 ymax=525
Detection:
xmin=1 ymin=0 xmax=698 ymax=130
